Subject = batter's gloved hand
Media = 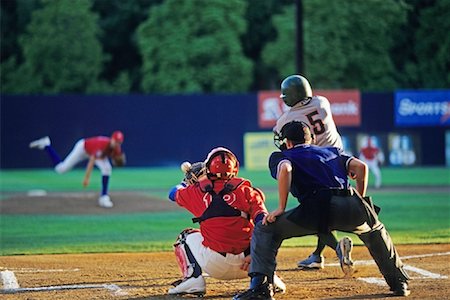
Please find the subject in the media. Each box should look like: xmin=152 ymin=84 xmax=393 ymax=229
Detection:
xmin=112 ymin=153 xmax=126 ymax=167
xmin=183 ymin=162 xmax=206 ymax=185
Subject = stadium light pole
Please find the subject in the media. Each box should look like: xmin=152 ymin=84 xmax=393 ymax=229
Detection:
xmin=295 ymin=0 xmax=304 ymax=75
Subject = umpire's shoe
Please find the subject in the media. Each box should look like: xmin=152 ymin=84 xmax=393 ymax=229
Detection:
xmin=392 ymin=282 xmax=411 ymax=297
xmin=233 ymin=282 xmax=274 ymax=300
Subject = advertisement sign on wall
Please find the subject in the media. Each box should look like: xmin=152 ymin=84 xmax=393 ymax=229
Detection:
xmin=387 ymin=133 xmax=420 ymax=166
xmin=258 ymin=90 xmax=361 ymax=129
xmin=243 ymin=132 xmax=278 ymax=170
xmin=395 ymin=90 xmax=450 ymax=126
xmin=346 ymin=133 xmax=420 ymax=167
xmin=446 ymin=131 xmax=450 ymax=167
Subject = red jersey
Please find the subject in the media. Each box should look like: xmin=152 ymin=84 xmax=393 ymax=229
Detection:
xmin=175 ymin=178 xmax=267 ymax=255
xmin=84 ymin=136 xmax=122 ymax=158
xmin=360 ymin=145 xmax=379 ymax=160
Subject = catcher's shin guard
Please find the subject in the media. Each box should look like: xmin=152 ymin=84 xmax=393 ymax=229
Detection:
xmin=359 ymin=223 xmax=409 ymax=290
xmin=173 ymin=228 xmax=202 ymax=279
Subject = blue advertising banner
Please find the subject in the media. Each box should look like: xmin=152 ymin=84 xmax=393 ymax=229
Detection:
xmin=395 ymin=90 xmax=450 ymax=126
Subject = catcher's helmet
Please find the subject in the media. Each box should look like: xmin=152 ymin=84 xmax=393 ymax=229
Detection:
xmin=204 ymin=147 xmax=239 ymax=180
xmin=111 ymin=130 xmax=124 ymax=143
xmin=275 ymin=121 xmax=314 ymax=149
xmin=280 ymin=75 xmax=312 ymax=107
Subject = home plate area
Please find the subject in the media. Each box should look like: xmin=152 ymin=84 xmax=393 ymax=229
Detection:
xmin=1 ymin=245 xmax=449 ymax=299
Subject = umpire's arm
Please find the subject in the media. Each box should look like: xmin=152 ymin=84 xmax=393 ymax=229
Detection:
xmin=347 ymin=157 xmax=368 ymax=197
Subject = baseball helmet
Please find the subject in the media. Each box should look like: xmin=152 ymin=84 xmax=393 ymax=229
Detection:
xmin=111 ymin=130 xmax=124 ymax=143
xmin=275 ymin=121 xmax=314 ymax=149
xmin=204 ymin=147 xmax=239 ymax=179
xmin=280 ymin=75 xmax=313 ymax=107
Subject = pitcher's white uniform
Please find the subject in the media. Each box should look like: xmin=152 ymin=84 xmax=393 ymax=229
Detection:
xmin=274 ymin=96 xmax=343 ymax=149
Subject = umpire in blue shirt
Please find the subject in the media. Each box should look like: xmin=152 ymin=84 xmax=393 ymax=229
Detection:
xmin=233 ymin=121 xmax=410 ymax=300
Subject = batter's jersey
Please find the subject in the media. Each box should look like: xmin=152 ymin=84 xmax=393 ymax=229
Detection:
xmin=274 ymin=95 xmax=343 ymax=149
xmin=84 ymin=136 xmax=122 ymax=158
xmin=269 ymin=145 xmax=352 ymax=199
xmin=174 ymin=178 xmax=267 ymax=255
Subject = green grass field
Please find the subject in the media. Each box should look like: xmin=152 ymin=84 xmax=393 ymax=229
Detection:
xmin=1 ymin=167 xmax=449 ymax=255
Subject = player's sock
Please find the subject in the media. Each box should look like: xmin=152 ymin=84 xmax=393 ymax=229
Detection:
xmin=44 ymin=146 xmax=62 ymax=167
xmin=102 ymin=176 xmax=109 ymax=195
xmin=249 ymin=273 xmax=266 ymax=289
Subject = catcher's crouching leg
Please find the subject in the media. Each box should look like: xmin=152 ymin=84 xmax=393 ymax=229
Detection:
xmin=169 ymin=228 xmax=206 ymax=296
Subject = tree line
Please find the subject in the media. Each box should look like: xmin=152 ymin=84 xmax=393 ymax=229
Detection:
xmin=1 ymin=0 xmax=448 ymax=95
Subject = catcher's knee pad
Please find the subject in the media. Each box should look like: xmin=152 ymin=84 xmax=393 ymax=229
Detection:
xmin=174 ymin=228 xmax=202 ymax=279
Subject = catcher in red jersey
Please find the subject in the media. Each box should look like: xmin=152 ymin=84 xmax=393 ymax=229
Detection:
xmin=273 ymin=74 xmax=345 ymax=271
xmin=167 ymin=147 xmax=285 ymax=296
xmin=29 ymin=131 xmax=125 ymax=208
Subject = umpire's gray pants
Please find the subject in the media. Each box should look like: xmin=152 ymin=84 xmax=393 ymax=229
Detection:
xmin=249 ymin=194 xmax=409 ymax=291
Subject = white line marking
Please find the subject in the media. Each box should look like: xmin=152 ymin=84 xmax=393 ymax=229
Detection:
xmin=358 ymin=277 xmax=387 ymax=286
xmin=325 ymin=251 xmax=450 ymax=267
xmin=401 ymin=251 xmax=450 ymax=260
xmin=403 ymin=265 xmax=448 ymax=279
xmin=2 ymin=283 xmax=128 ymax=296
xmin=0 ymin=267 xmax=80 ymax=273
xmin=344 ymin=251 xmax=450 ymax=289
xmin=1 ymin=270 xmax=19 ymax=289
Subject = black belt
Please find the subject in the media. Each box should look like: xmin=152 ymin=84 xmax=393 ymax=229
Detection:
xmin=330 ymin=189 xmax=353 ymax=196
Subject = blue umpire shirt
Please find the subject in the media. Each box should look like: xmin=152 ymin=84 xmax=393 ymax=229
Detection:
xmin=269 ymin=144 xmax=353 ymax=200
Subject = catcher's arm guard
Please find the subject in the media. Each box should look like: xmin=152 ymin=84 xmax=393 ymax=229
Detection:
xmin=182 ymin=161 xmax=206 ymax=185
xmin=112 ymin=153 xmax=126 ymax=167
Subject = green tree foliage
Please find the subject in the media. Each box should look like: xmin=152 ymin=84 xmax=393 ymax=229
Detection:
xmin=1 ymin=0 xmax=447 ymax=94
xmin=262 ymin=0 xmax=408 ymax=91
xmin=261 ymin=5 xmax=297 ymax=85
xmin=1 ymin=0 xmax=130 ymax=94
xmin=137 ymin=0 xmax=253 ymax=93
xmin=241 ymin=0 xmax=292 ymax=90
xmin=92 ymin=0 xmax=159 ymax=92
xmin=0 ymin=0 xmax=41 ymax=63
xmin=414 ymin=0 xmax=450 ymax=88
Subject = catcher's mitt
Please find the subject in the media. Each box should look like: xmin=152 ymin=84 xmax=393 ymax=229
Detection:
xmin=182 ymin=161 xmax=206 ymax=185
xmin=112 ymin=153 xmax=126 ymax=167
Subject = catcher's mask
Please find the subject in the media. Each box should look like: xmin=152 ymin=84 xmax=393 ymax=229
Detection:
xmin=274 ymin=121 xmax=314 ymax=150
xmin=280 ymin=74 xmax=312 ymax=107
xmin=204 ymin=147 xmax=239 ymax=180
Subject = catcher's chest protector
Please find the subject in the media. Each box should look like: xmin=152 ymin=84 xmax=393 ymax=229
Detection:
xmin=192 ymin=178 xmax=248 ymax=223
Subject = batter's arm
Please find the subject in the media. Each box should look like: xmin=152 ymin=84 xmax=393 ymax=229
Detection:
xmin=83 ymin=155 xmax=96 ymax=187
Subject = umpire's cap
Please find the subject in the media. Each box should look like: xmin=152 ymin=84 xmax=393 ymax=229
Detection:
xmin=280 ymin=121 xmax=314 ymax=144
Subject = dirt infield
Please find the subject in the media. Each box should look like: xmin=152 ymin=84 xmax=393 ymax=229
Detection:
xmin=1 ymin=244 xmax=449 ymax=299
xmin=1 ymin=191 xmax=449 ymax=299
xmin=0 ymin=191 xmax=181 ymax=215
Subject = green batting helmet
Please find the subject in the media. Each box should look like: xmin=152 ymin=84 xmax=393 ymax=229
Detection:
xmin=280 ymin=75 xmax=313 ymax=107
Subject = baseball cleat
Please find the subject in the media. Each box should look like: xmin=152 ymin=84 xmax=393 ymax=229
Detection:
xmin=273 ymin=273 xmax=286 ymax=294
xmin=297 ymin=253 xmax=324 ymax=269
xmin=392 ymin=282 xmax=410 ymax=297
xmin=336 ymin=236 xmax=354 ymax=277
xmin=98 ymin=195 xmax=113 ymax=208
xmin=29 ymin=136 xmax=51 ymax=150
xmin=168 ymin=275 xmax=206 ymax=296
xmin=233 ymin=282 xmax=274 ymax=300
